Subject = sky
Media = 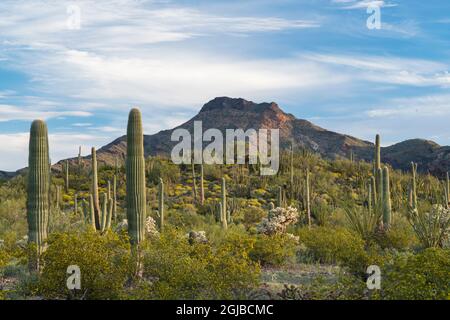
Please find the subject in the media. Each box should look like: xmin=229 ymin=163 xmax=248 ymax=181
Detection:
xmin=0 ymin=0 xmax=449 ymax=171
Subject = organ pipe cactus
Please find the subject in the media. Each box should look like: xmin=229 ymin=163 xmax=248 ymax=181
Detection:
xmin=159 ymin=178 xmax=164 ymax=232
xmin=91 ymin=147 xmax=101 ymax=230
xmin=382 ymin=166 xmax=392 ymax=230
xmin=126 ymin=108 xmax=147 ymax=245
xmin=27 ymin=119 xmax=50 ymax=272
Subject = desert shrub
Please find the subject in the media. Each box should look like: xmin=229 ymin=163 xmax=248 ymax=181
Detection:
xmin=377 ymin=248 xmax=450 ymax=300
xmin=278 ymin=273 xmax=367 ymax=300
xmin=146 ymin=157 xmax=181 ymax=186
xmin=241 ymin=206 xmax=267 ymax=227
xmin=297 ymin=226 xmax=368 ymax=271
xmin=375 ymin=216 xmax=418 ymax=250
xmin=165 ymin=208 xmax=205 ymax=230
xmin=37 ymin=230 xmax=131 ymax=299
xmin=137 ymin=228 xmax=260 ymax=299
xmin=250 ymin=234 xmax=298 ymax=266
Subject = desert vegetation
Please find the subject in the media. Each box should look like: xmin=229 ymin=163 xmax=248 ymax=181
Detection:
xmin=0 ymin=110 xmax=449 ymax=300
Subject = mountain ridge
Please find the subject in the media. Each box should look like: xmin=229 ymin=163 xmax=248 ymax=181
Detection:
xmin=1 ymin=97 xmax=449 ymax=178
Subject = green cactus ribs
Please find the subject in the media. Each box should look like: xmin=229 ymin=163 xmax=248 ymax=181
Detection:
xmin=27 ymin=119 xmax=50 ymax=272
xmin=126 ymin=108 xmax=147 ymax=245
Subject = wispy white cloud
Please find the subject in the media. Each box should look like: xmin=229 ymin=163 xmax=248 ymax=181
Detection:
xmin=302 ymin=53 xmax=450 ymax=87
xmin=332 ymin=0 xmax=397 ymax=9
xmin=0 ymin=104 xmax=92 ymax=122
xmin=0 ymin=132 xmax=110 ymax=171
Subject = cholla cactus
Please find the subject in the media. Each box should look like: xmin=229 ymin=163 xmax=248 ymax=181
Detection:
xmin=145 ymin=216 xmax=159 ymax=238
xmin=187 ymin=231 xmax=208 ymax=244
xmin=257 ymin=206 xmax=299 ymax=236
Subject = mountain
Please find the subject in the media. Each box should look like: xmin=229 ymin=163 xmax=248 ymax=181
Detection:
xmin=91 ymin=97 xmax=449 ymax=176
xmin=3 ymin=97 xmax=450 ymax=177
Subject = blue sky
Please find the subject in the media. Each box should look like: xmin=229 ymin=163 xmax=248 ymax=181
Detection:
xmin=0 ymin=0 xmax=449 ymax=171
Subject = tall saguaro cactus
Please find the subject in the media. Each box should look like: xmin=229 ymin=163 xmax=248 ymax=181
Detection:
xmin=159 ymin=178 xmax=164 ymax=232
xmin=374 ymin=134 xmax=381 ymax=200
xmin=126 ymin=108 xmax=146 ymax=245
xmin=27 ymin=120 xmax=50 ymax=272
xmin=306 ymin=169 xmax=311 ymax=229
xmin=91 ymin=147 xmax=101 ymax=230
xmin=382 ymin=166 xmax=392 ymax=230
xmin=191 ymin=163 xmax=197 ymax=202
xmin=199 ymin=164 xmax=205 ymax=205
xmin=221 ymin=178 xmax=227 ymax=230
xmin=411 ymin=162 xmax=418 ymax=210
xmin=64 ymin=160 xmax=69 ymax=192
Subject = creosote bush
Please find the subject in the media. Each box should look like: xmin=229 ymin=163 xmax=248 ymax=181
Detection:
xmin=36 ymin=230 xmax=131 ymax=299
xmin=136 ymin=228 xmax=260 ymax=299
xmin=376 ymin=248 xmax=450 ymax=300
xmin=250 ymin=233 xmax=298 ymax=266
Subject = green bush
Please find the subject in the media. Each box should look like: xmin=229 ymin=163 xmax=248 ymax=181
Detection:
xmin=250 ymin=234 xmax=298 ymax=266
xmin=377 ymin=248 xmax=450 ymax=300
xmin=37 ymin=230 xmax=131 ymax=299
xmin=137 ymin=228 xmax=260 ymax=299
xmin=297 ymin=226 xmax=368 ymax=272
xmin=241 ymin=206 xmax=267 ymax=228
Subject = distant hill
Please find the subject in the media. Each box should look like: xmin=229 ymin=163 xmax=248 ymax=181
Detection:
xmin=4 ymin=97 xmax=450 ymax=177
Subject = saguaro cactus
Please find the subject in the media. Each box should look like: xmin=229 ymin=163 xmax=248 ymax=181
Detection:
xmin=159 ymin=178 xmax=164 ymax=232
xmin=199 ymin=164 xmax=205 ymax=205
xmin=411 ymin=162 xmax=418 ymax=210
xmin=126 ymin=108 xmax=147 ymax=245
xmin=221 ymin=178 xmax=227 ymax=230
xmin=27 ymin=120 xmax=50 ymax=271
xmin=374 ymin=134 xmax=381 ymax=199
xmin=370 ymin=175 xmax=377 ymax=205
xmin=306 ymin=169 xmax=311 ymax=228
xmin=191 ymin=163 xmax=197 ymax=202
xmin=64 ymin=160 xmax=69 ymax=192
xmin=382 ymin=166 xmax=392 ymax=230
xmin=91 ymin=147 xmax=101 ymax=230
xmin=113 ymin=174 xmax=117 ymax=221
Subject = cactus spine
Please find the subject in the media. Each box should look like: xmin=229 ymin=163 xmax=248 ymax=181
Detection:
xmin=199 ymin=164 xmax=205 ymax=205
xmin=382 ymin=166 xmax=392 ymax=230
xmin=159 ymin=178 xmax=164 ymax=232
xmin=221 ymin=178 xmax=227 ymax=230
xmin=91 ymin=147 xmax=101 ymax=230
xmin=27 ymin=120 xmax=50 ymax=271
xmin=126 ymin=108 xmax=147 ymax=245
